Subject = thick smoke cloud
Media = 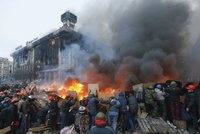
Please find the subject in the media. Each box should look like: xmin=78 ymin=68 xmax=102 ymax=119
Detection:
xmin=186 ymin=0 xmax=200 ymax=81
xmin=58 ymin=36 xmax=114 ymax=83
xmin=77 ymin=0 xmax=192 ymax=89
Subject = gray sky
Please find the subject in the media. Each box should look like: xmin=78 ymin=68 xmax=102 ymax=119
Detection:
xmin=1 ymin=0 xmax=200 ymax=61
xmin=0 ymin=0 xmax=88 ymax=60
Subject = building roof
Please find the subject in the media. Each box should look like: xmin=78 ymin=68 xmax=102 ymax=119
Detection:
xmin=11 ymin=27 xmax=81 ymax=57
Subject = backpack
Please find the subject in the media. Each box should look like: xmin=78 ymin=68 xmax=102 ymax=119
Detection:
xmin=135 ymin=87 xmax=144 ymax=102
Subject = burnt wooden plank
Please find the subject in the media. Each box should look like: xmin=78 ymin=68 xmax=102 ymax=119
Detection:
xmin=29 ymin=125 xmax=50 ymax=132
xmin=137 ymin=119 xmax=147 ymax=133
xmin=0 ymin=126 xmax=11 ymax=134
xmin=150 ymin=118 xmax=162 ymax=132
xmin=141 ymin=118 xmax=150 ymax=133
xmin=156 ymin=118 xmax=170 ymax=134
xmin=138 ymin=117 xmax=184 ymax=134
xmin=158 ymin=118 xmax=175 ymax=134
xmin=138 ymin=118 xmax=150 ymax=133
xmin=143 ymin=118 xmax=154 ymax=133
xmin=159 ymin=118 xmax=179 ymax=134
xmin=137 ymin=118 xmax=147 ymax=133
xmin=146 ymin=118 xmax=156 ymax=132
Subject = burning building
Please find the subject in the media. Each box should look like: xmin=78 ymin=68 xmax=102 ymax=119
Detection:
xmin=11 ymin=0 xmax=194 ymax=94
xmin=11 ymin=11 xmax=83 ymax=82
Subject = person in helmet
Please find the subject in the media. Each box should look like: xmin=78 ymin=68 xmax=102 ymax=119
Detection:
xmin=144 ymin=85 xmax=158 ymax=118
xmin=127 ymin=92 xmax=138 ymax=132
xmin=118 ymin=92 xmax=128 ymax=133
xmin=80 ymin=97 xmax=89 ymax=107
xmin=60 ymin=93 xmax=76 ymax=129
xmin=46 ymin=95 xmax=59 ymax=131
xmin=107 ymin=96 xmax=121 ymax=132
xmin=135 ymin=86 xmax=146 ymax=118
xmin=154 ymin=84 xmax=167 ymax=120
xmin=185 ymin=84 xmax=198 ymax=132
xmin=75 ymin=106 xmax=89 ymax=134
xmin=27 ymin=95 xmax=38 ymax=126
xmin=89 ymin=112 xmax=115 ymax=134
xmin=8 ymin=97 xmax=20 ymax=134
xmin=18 ymin=95 xmax=29 ymax=134
xmin=165 ymin=81 xmax=183 ymax=121
xmin=88 ymin=93 xmax=99 ymax=128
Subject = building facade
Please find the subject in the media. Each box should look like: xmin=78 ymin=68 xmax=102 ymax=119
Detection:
xmin=11 ymin=11 xmax=84 ymax=82
xmin=0 ymin=57 xmax=12 ymax=79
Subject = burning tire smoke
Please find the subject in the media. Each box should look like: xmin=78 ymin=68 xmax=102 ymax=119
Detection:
xmin=77 ymin=0 xmax=192 ymax=89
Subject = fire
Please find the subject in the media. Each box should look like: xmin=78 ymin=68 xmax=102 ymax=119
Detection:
xmin=59 ymin=79 xmax=88 ymax=100
xmin=99 ymin=87 xmax=117 ymax=95
xmin=44 ymin=79 xmax=87 ymax=100
xmin=42 ymin=79 xmax=119 ymax=101
xmin=98 ymin=87 xmax=119 ymax=100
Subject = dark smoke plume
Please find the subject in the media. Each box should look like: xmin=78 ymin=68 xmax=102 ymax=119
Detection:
xmin=186 ymin=0 xmax=200 ymax=81
xmin=78 ymin=0 xmax=192 ymax=89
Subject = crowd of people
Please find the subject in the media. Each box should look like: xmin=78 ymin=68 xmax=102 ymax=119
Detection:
xmin=0 ymin=80 xmax=200 ymax=134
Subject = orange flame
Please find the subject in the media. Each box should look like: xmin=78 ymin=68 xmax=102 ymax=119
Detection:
xmin=42 ymin=79 xmax=119 ymax=101
xmin=98 ymin=87 xmax=119 ymax=100
xmin=59 ymin=79 xmax=88 ymax=100
xmin=99 ymin=87 xmax=117 ymax=94
xmin=43 ymin=79 xmax=88 ymax=100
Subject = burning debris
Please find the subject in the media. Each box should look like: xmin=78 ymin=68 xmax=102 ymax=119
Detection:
xmin=41 ymin=78 xmax=119 ymax=101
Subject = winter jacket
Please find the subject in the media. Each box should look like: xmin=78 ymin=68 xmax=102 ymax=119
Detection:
xmin=7 ymin=103 xmax=19 ymax=125
xmin=145 ymin=89 xmax=157 ymax=104
xmin=60 ymin=99 xmax=75 ymax=113
xmin=135 ymin=87 xmax=145 ymax=103
xmin=89 ymin=125 xmax=115 ymax=134
xmin=185 ymin=91 xmax=197 ymax=113
xmin=127 ymin=94 xmax=138 ymax=114
xmin=75 ymin=113 xmax=89 ymax=134
xmin=165 ymin=86 xmax=182 ymax=102
xmin=49 ymin=100 xmax=59 ymax=114
xmin=195 ymin=87 xmax=200 ymax=117
xmin=0 ymin=106 xmax=10 ymax=126
xmin=109 ymin=98 xmax=121 ymax=113
xmin=118 ymin=92 xmax=128 ymax=113
xmin=88 ymin=94 xmax=99 ymax=116
xmin=155 ymin=89 xmax=165 ymax=101
xmin=18 ymin=99 xmax=27 ymax=114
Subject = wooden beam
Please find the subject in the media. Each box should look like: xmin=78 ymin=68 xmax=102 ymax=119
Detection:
xmin=0 ymin=126 xmax=11 ymax=134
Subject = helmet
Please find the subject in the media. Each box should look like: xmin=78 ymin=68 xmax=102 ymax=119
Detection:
xmin=11 ymin=98 xmax=19 ymax=103
xmin=89 ymin=93 xmax=95 ymax=98
xmin=95 ymin=112 xmax=107 ymax=121
xmin=4 ymin=97 xmax=11 ymax=102
xmin=65 ymin=93 xmax=72 ymax=99
xmin=186 ymin=85 xmax=196 ymax=91
xmin=155 ymin=84 xmax=162 ymax=89
xmin=119 ymin=92 xmax=125 ymax=97
xmin=49 ymin=95 xmax=55 ymax=101
xmin=148 ymin=85 xmax=153 ymax=89
xmin=79 ymin=106 xmax=86 ymax=114
xmin=170 ymin=81 xmax=177 ymax=86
